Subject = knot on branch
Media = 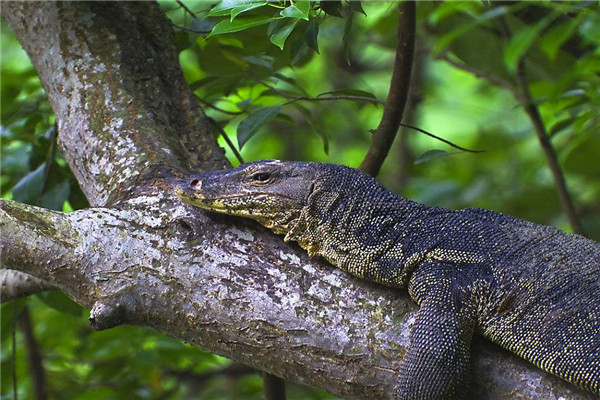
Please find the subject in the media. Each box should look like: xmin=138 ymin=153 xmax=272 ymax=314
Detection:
xmin=89 ymin=294 xmax=139 ymax=330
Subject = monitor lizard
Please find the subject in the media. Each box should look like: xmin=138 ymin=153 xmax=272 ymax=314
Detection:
xmin=175 ymin=160 xmax=600 ymax=399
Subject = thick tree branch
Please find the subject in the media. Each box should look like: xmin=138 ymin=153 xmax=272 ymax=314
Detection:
xmin=2 ymin=1 xmax=227 ymax=207
xmin=0 ymin=2 xmax=594 ymax=399
xmin=0 ymin=199 xmax=593 ymax=399
xmin=359 ymin=2 xmax=415 ymax=177
xmin=0 ymin=270 xmax=54 ymax=302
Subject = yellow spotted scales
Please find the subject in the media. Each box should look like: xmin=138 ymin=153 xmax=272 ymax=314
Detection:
xmin=176 ymin=160 xmax=600 ymax=399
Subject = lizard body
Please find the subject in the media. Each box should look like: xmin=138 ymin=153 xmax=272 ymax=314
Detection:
xmin=176 ymin=160 xmax=600 ymax=399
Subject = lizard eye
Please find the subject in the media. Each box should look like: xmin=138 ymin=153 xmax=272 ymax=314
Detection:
xmin=251 ymin=172 xmax=272 ymax=183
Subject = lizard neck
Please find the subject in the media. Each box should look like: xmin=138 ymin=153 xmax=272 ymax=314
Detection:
xmin=283 ymin=167 xmax=433 ymax=288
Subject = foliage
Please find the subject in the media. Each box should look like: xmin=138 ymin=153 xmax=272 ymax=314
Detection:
xmin=1 ymin=1 xmax=599 ymax=399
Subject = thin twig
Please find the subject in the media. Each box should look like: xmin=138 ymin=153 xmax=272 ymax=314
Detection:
xmin=260 ymin=82 xmax=384 ymax=105
xmin=282 ymin=94 xmax=383 ymax=105
xmin=171 ymin=22 xmax=206 ymax=34
xmin=359 ymin=1 xmax=416 ymax=177
xmin=175 ymin=0 xmax=196 ymax=19
xmin=196 ymin=97 xmax=244 ymax=115
xmin=399 ymin=122 xmax=484 ymax=153
xmin=496 ymin=18 xmax=584 ymax=235
xmin=207 ymin=117 xmax=245 ymax=165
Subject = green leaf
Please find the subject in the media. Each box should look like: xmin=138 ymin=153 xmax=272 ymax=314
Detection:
xmin=320 ymin=0 xmax=343 ymax=17
xmin=304 ymin=17 xmax=320 ymax=53
xmin=540 ymin=15 xmax=584 ymax=61
xmin=37 ymin=291 xmax=83 ymax=317
xmin=343 ymin=13 xmax=354 ymax=65
xmin=231 ymin=2 xmax=267 ymax=20
xmin=207 ymin=16 xmax=273 ymax=37
xmin=237 ymin=106 xmax=282 ymax=149
xmin=549 ymin=116 xmax=577 ymax=137
xmin=306 ymin=118 xmax=329 ymax=155
xmin=12 ymin=163 xmax=45 ymax=205
xmin=281 ymin=1 xmax=310 ymax=21
xmin=40 ymin=180 xmax=70 ymax=211
xmin=348 ymin=1 xmax=366 ymax=16
xmin=207 ymin=0 xmax=266 ymax=17
xmin=414 ymin=150 xmax=449 ymax=165
xmin=270 ymin=20 xmax=299 ymax=50
xmin=503 ymin=15 xmax=555 ymax=72
xmin=580 ymin=11 xmax=600 ymax=44
xmin=432 ymin=5 xmax=512 ymax=55
xmin=189 ymin=76 xmax=219 ymax=91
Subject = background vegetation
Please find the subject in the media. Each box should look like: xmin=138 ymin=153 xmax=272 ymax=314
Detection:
xmin=2 ymin=1 xmax=599 ymax=399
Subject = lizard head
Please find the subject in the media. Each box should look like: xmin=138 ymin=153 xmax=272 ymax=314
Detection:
xmin=175 ymin=160 xmax=316 ymax=232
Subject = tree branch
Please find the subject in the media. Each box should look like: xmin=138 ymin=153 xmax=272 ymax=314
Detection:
xmin=0 ymin=270 xmax=54 ymax=302
xmin=359 ymin=2 xmax=416 ymax=177
xmin=0 ymin=2 xmax=594 ymax=398
xmin=259 ymin=81 xmax=384 ymax=105
xmin=2 ymin=1 xmax=227 ymax=207
xmin=1 ymin=199 xmax=593 ymax=399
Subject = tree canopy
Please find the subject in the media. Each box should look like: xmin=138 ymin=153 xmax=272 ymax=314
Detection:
xmin=1 ymin=1 xmax=599 ymax=399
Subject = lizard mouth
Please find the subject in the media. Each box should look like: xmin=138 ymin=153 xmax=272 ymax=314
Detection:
xmin=175 ymin=188 xmax=294 ymax=210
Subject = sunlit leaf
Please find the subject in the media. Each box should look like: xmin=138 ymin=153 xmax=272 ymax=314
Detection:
xmin=270 ymin=20 xmax=299 ymax=50
xmin=231 ymin=2 xmax=268 ymax=20
xmin=207 ymin=0 xmax=266 ymax=17
xmin=281 ymin=1 xmax=310 ymax=21
xmin=503 ymin=16 xmax=555 ymax=72
xmin=207 ymin=16 xmax=273 ymax=37
xmin=237 ymin=106 xmax=282 ymax=149
xmin=540 ymin=15 xmax=584 ymax=60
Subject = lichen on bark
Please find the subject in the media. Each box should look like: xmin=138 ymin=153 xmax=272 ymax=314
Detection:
xmin=0 ymin=2 xmax=595 ymax=399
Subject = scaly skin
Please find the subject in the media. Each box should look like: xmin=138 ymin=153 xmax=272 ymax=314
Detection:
xmin=176 ymin=160 xmax=600 ymax=399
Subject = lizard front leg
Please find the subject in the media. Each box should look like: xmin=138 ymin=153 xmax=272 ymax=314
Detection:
xmin=397 ymin=285 xmax=477 ymax=399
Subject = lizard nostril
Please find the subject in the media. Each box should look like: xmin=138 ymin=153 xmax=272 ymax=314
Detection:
xmin=190 ymin=179 xmax=201 ymax=189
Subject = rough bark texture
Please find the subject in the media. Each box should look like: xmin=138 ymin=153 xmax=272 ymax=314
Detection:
xmin=0 ymin=2 xmax=594 ymax=399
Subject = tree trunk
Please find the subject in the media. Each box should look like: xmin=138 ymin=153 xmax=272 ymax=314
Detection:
xmin=0 ymin=2 xmax=594 ymax=399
